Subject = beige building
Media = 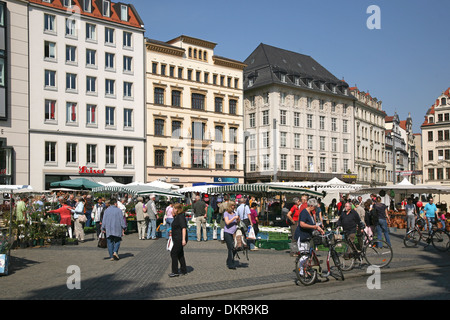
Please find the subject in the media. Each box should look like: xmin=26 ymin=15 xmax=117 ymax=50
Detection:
xmin=145 ymin=36 xmax=246 ymax=187
xmin=421 ymin=88 xmax=450 ymax=185
xmin=350 ymin=87 xmax=386 ymax=186
xmin=0 ymin=0 xmax=29 ymax=185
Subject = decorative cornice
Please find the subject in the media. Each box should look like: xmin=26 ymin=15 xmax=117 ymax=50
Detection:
xmin=146 ymin=42 xmax=185 ymax=57
xmin=168 ymin=35 xmax=217 ymax=49
xmin=213 ymin=56 xmax=247 ymax=70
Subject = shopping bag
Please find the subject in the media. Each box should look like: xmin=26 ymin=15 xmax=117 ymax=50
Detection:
xmin=166 ymin=236 xmax=173 ymax=251
xmin=213 ymin=225 xmax=218 ymax=240
xmin=247 ymin=226 xmax=256 ymax=240
xmin=97 ymin=232 xmax=107 ymax=248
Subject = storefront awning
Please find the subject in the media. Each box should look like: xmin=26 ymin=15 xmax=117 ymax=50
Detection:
xmin=206 ymin=183 xmax=324 ymax=197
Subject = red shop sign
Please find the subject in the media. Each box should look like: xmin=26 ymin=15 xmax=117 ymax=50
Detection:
xmin=79 ymin=166 xmax=106 ymax=175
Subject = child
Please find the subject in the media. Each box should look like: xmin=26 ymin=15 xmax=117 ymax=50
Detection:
xmin=439 ymin=211 xmax=447 ymax=231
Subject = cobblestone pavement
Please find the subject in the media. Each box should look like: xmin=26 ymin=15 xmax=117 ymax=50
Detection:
xmin=1 ymin=229 xmax=449 ymax=300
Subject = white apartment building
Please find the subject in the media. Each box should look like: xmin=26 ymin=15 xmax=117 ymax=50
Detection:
xmin=0 ymin=0 xmax=29 ymax=185
xmin=28 ymin=0 xmax=145 ymax=191
xmin=350 ymin=87 xmax=386 ymax=186
xmin=145 ymin=36 xmax=246 ymax=187
xmin=243 ymin=44 xmax=356 ymax=184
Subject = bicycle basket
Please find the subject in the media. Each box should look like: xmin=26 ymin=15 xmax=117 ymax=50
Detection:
xmin=312 ymin=235 xmax=322 ymax=246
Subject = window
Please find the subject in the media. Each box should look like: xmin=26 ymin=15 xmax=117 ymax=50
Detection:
xmin=215 ymin=126 xmax=223 ymax=142
xmin=319 ymin=116 xmax=325 ymax=130
xmin=215 ymin=97 xmax=223 ymax=113
xmin=191 ymin=149 xmax=209 ymax=168
xmin=154 ymin=119 xmax=164 ymax=136
xmin=295 ymin=156 xmax=301 ymax=171
xmin=428 ymin=131 xmax=433 ymax=142
xmin=191 ymin=93 xmax=205 ymax=110
xmin=105 ymin=79 xmax=115 ymax=96
xmin=65 ymin=18 xmax=77 ymax=37
xmin=105 ymin=52 xmax=115 ymax=70
xmin=331 ymin=118 xmax=337 ymax=131
xmin=249 ymin=134 xmax=256 ymax=149
xmin=83 ymin=0 xmax=92 ymax=12
xmin=66 ymin=143 xmax=77 ymax=163
xmin=45 ymin=70 xmax=56 ymax=88
xmin=294 ymin=133 xmax=301 ymax=149
xmin=262 ymin=110 xmax=269 ymax=125
xmin=154 ymin=87 xmax=164 ymax=105
xmin=45 ymin=100 xmax=56 ymax=121
xmin=120 ymin=5 xmax=128 ymax=21
xmin=428 ymin=168 xmax=435 ymax=181
xmin=106 ymin=145 xmax=115 ymax=165
xmin=66 ymin=102 xmax=77 ymax=123
xmin=86 ymin=23 xmax=96 ymax=41
xmin=280 ymin=132 xmax=287 ymax=148
xmin=307 ymin=135 xmax=313 ymax=150
xmin=44 ymin=41 xmax=56 ymax=60
xmin=343 ymin=120 xmax=348 ymax=133
xmin=343 ymin=139 xmax=348 ymax=153
xmin=63 ymin=0 xmax=72 ymax=7
xmin=123 ymin=82 xmax=133 ymax=98
xmin=229 ymin=99 xmax=237 ymax=115
xmin=229 ymin=127 xmax=237 ymax=144
xmin=86 ymin=104 xmax=96 ymax=125
xmin=249 ymin=113 xmax=256 ymax=128
xmin=45 ymin=142 xmax=56 ymax=163
xmin=86 ymin=76 xmax=96 ymax=93
xmin=152 ymin=63 xmax=158 ymax=74
xmin=320 ymin=136 xmax=325 ymax=151
xmin=428 ymin=150 xmax=434 ymax=161
xmin=66 ymin=45 xmax=76 ymax=63
xmin=171 ymin=90 xmax=181 ymax=107
xmin=105 ymin=28 xmax=114 ymax=44
xmin=123 ymin=31 xmax=132 ymax=47
xmin=343 ymin=159 xmax=349 ymax=173
xmin=124 ymin=147 xmax=133 ymax=166
xmin=263 ymin=155 xmax=270 ymax=171
xmin=332 ymin=138 xmax=337 ymax=152
xmin=320 ymin=157 xmax=326 ymax=172
xmin=124 ymin=108 xmax=133 ymax=128
xmin=262 ymin=132 xmax=270 ymax=148
xmin=280 ymin=110 xmax=287 ymax=125
xmin=86 ymin=49 xmax=96 ymax=66
xmin=155 ymin=150 xmax=165 ymax=167
xmin=294 ymin=112 xmax=300 ymax=127
xmin=87 ymin=144 xmax=96 ymax=164
xmin=249 ymin=156 xmax=256 ymax=172
xmin=123 ymin=56 xmax=132 ymax=72
xmin=162 ymin=65 xmax=167 ymax=76
xmin=230 ymin=154 xmax=238 ymax=170
xmin=307 ymin=114 xmax=313 ymax=128
xmin=44 ymin=14 xmax=55 ymax=32
xmin=172 ymin=121 xmax=181 ymax=138
xmin=192 ymin=122 xmax=205 ymax=141
xmin=102 ymin=0 xmax=110 ymax=17
xmin=172 ymin=150 xmax=182 ymax=167
xmin=66 ymin=73 xmax=77 ymax=91
xmin=332 ymin=158 xmax=338 ymax=173
xmin=105 ymin=106 xmax=115 ymax=126
xmin=308 ymin=156 xmax=314 ymax=172
xmin=178 ymin=67 xmax=183 ymax=79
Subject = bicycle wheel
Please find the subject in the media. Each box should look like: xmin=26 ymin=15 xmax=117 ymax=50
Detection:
xmin=431 ymin=230 xmax=450 ymax=252
xmin=364 ymin=239 xmax=393 ymax=268
xmin=403 ymin=230 xmax=420 ymax=247
xmin=329 ymin=248 xmax=344 ymax=281
xmin=334 ymin=240 xmax=355 ymax=271
xmin=295 ymin=254 xmax=317 ymax=286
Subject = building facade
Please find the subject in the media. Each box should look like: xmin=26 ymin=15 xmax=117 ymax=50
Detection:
xmin=28 ymin=0 xmax=145 ymax=191
xmin=421 ymin=88 xmax=450 ymax=185
xmin=350 ymin=87 xmax=386 ymax=186
xmin=243 ymin=44 xmax=356 ymax=184
xmin=0 ymin=0 xmax=29 ymax=185
xmin=145 ymin=35 xmax=245 ymax=187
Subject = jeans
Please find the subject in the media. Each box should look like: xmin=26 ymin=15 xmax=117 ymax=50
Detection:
xmin=224 ymin=232 xmax=236 ymax=268
xmin=85 ymin=210 xmax=92 ymax=227
xmin=406 ymin=214 xmax=415 ymax=231
xmin=427 ymin=217 xmax=436 ymax=233
xmin=376 ymin=219 xmax=391 ymax=246
xmin=107 ymin=236 xmax=122 ymax=258
xmin=147 ymin=219 xmax=157 ymax=239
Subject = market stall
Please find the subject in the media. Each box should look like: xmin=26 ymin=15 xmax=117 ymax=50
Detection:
xmin=50 ymin=178 xmax=102 ymax=190
xmin=0 ymin=185 xmax=34 ymax=276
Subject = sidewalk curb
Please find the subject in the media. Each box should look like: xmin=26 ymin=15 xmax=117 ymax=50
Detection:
xmin=161 ymin=263 xmax=450 ymax=300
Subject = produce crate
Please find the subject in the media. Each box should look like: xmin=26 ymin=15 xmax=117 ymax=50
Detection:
xmin=256 ymin=239 xmax=290 ymax=251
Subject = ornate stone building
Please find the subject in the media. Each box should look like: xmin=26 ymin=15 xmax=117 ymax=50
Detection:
xmin=243 ymin=44 xmax=356 ymax=183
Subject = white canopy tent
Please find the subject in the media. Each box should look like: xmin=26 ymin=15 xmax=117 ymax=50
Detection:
xmin=146 ymin=180 xmax=180 ymax=190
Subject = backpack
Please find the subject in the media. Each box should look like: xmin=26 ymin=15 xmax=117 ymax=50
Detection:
xmin=234 ymin=228 xmax=247 ymax=252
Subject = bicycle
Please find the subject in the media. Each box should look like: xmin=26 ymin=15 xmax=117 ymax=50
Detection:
xmin=403 ymin=217 xmax=450 ymax=252
xmin=294 ymin=232 xmax=344 ymax=286
xmin=334 ymin=226 xmax=393 ymax=271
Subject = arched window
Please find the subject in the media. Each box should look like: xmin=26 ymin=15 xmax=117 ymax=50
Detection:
xmin=188 ymin=47 xmax=192 ymax=58
xmin=194 ymin=49 xmax=197 ymax=59
xmin=203 ymin=51 xmax=207 ymax=61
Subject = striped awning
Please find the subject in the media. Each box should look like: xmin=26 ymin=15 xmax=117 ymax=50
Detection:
xmin=92 ymin=184 xmax=184 ymax=198
xmin=206 ymin=183 xmax=324 ymax=197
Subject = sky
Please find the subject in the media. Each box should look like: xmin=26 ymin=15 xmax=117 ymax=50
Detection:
xmin=128 ymin=0 xmax=450 ymax=133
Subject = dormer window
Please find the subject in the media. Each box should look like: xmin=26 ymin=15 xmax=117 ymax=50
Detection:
xmin=83 ymin=0 xmax=92 ymax=13
xmin=441 ymin=98 xmax=447 ymax=106
xmin=320 ymin=83 xmax=324 ymax=91
xmin=120 ymin=5 xmax=128 ymax=22
xmin=248 ymin=77 xmax=254 ymax=87
xmin=102 ymin=0 xmax=110 ymax=17
xmin=308 ymin=80 xmax=312 ymax=88
xmin=63 ymin=0 xmax=72 ymax=7
xmin=429 ymin=116 xmax=434 ymax=124
xmin=280 ymin=73 xmax=286 ymax=83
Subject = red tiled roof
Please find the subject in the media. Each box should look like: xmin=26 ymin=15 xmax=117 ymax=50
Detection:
xmin=385 ymin=116 xmax=394 ymax=122
xmin=29 ymin=0 xmax=144 ymax=30
xmin=399 ymin=120 xmax=407 ymax=130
